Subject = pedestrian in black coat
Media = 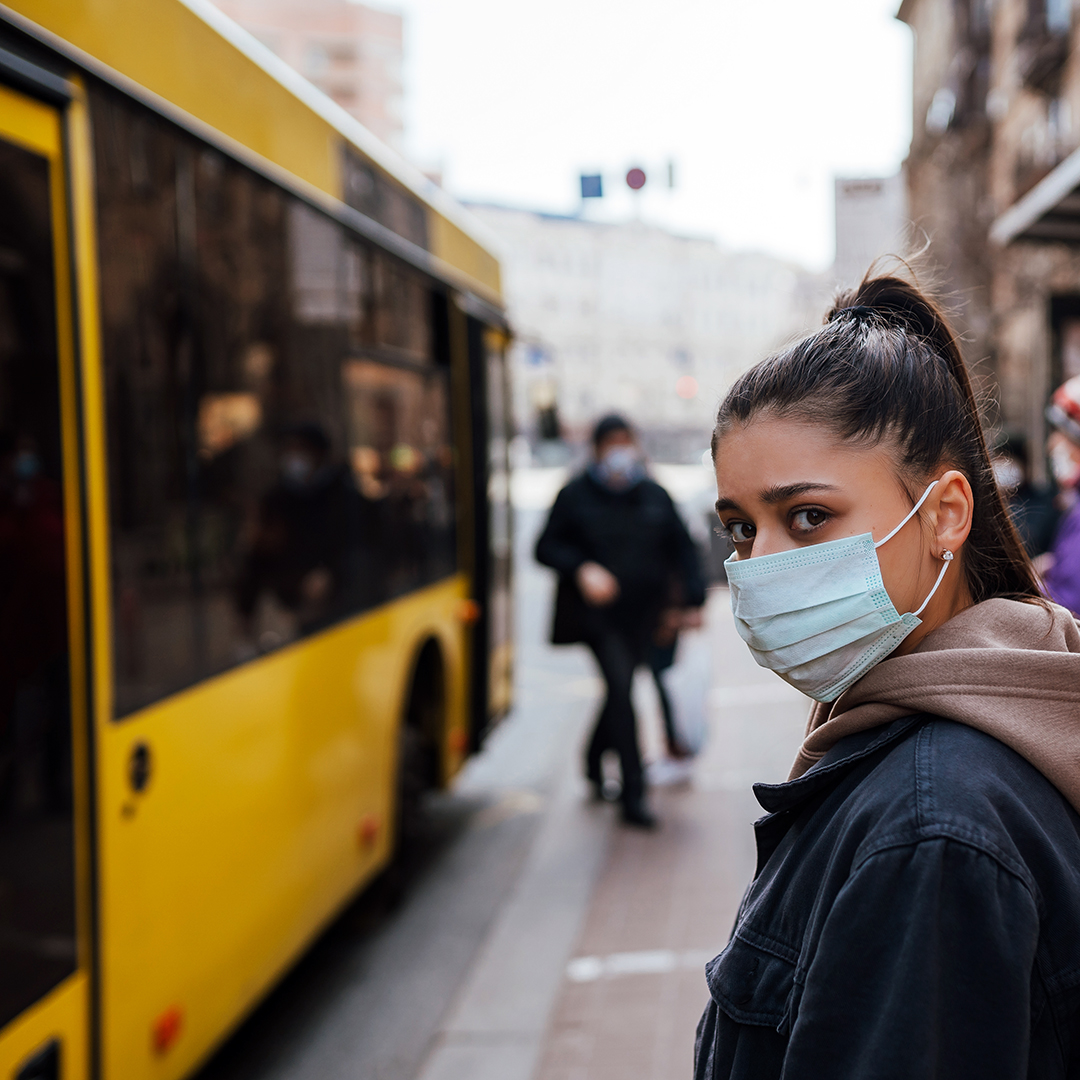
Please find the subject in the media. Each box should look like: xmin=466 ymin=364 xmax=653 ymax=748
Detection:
xmin=535 ymin=415 xmax=705 ymax=827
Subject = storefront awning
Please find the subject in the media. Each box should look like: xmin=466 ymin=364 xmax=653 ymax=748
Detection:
xmin=991 ymin=146 xmax=1080 ymax=245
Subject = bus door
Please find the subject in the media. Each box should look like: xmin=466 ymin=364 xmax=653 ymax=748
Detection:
xmin=0 ymin=78 xmax=91 ymax=1080
xmin=464 ymin=315 xmax=513 ymax=744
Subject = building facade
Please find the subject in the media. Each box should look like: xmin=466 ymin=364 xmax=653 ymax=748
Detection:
xmin=469 ymin=204 xmax=826 ymax=462
xmin=900 ymin=0 xmax=1080 ymax=471
xmin=834 ymin=174 xmax=911 ymax=290
xmin=212 ymin=0 xmax=404 ymax=150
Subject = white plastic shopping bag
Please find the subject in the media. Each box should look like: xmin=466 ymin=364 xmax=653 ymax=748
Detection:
xmin=659 ymin=627 xmax=710 ymax=756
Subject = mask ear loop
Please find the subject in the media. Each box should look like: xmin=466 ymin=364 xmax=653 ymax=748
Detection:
xmin=874 ymin=480 xmax=939 ymax=549
xmin=913 ymin=550 xmax=954 ymax=617
xmin=872 ymin=480 xmax=954 ymax=618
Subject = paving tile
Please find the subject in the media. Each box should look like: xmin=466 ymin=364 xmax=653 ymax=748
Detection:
xmin=532 ymin=591 xmax=808 ymax=1080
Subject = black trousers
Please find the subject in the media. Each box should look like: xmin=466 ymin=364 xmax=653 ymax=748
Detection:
xmin=584 ymin=622 xmax=648 ymax=807
xmin=648 ymin=639 xmax=680 ymax=755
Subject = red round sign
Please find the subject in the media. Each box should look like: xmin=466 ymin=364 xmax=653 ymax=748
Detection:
xmin=626 ymin=167 xmax=647 ymax=191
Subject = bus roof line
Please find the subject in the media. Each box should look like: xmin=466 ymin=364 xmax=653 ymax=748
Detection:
xmin=175 ymin=0 xmax=507 ymax=262
xmin=0 ymin=1 xmax=507 ymax=319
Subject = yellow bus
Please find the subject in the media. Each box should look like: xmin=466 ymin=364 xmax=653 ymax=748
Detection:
xmin=0 ymin=2 xmax=513 ymax=1078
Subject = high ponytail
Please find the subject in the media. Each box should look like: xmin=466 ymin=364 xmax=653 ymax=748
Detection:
xmin=713 ymin=272 xmax=1042 ymax=604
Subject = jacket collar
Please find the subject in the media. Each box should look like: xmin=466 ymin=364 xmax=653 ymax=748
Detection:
xmin=752 ymin=714 xmax=928 ymax=816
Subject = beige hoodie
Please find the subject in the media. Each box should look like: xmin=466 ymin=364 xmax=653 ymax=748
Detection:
xmin=790 ymin=597 xmax=1080 ymax=813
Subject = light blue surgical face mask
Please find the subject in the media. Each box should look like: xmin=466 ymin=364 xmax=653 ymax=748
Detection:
xmin=590 ymin=445 xmax=645 ymax=491
xmin=723 ymin=481 xmax=953 ymax=703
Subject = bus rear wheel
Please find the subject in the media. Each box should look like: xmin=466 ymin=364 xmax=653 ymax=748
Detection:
xmin=390 ymin=639 xmax=444 ymax=876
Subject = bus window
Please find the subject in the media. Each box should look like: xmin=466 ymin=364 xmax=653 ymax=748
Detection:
xmin=342 ymin=359 xmax=455 ymax=597
xmin=91 ymin=85 xmax=456 ymax=719
xmin=371 ymin=253 xmax=432 ymax=363
xmin=0 ymin=126 xmax=76 ymax=1029
xmin=341 ymin=146 xmax=429 ymax=252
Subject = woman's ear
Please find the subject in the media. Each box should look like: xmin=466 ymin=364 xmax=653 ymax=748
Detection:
xmin=929 ymin=469 xmax=974 ymax=555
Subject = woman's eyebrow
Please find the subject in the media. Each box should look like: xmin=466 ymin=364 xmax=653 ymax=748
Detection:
xmin=760 ymin=481 xmax=840 ymax=504
xmin=715 ymin=482 xmax=839 ymax=516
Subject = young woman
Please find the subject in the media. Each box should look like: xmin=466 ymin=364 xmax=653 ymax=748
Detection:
xmin=696 ymin=275 xmax=1080 ymax=1079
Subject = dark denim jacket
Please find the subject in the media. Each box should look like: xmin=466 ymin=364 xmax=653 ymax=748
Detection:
xmin=694 ymin=716 xmax=1080 ymax=1080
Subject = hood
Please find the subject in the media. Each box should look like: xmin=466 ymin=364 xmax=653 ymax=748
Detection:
xmin=790 ymin=597 xmax=1080 ymax=813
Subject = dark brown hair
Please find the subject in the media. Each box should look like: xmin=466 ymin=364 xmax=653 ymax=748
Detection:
xmin=712 ymin=273 xmax=1042 ymax=604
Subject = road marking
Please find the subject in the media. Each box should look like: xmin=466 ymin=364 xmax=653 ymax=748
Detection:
xmin=565 ymin=948 xmax=719 ymax=983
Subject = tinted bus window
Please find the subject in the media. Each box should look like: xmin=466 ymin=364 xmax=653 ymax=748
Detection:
xmin=91 ymin=85 xmax=456 ymax=718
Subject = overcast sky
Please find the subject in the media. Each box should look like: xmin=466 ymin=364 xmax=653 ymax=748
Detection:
xmin=392 ymin=0 xmax=912 ymax=271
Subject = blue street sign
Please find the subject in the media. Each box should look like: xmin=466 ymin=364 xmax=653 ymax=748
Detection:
xmin=580 ymin=174 xmax=603 ymax=199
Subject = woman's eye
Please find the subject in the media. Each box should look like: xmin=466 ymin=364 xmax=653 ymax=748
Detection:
xmin=727 ymin=521 xmax=756 ymax=544
xmin=790 ymin=508 xmax=829 ymax=534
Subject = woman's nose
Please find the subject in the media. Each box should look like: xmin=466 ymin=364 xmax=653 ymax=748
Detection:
xmin=750 ymin=527 xmax=800 ymax=559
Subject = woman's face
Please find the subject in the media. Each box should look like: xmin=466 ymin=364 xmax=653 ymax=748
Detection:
xmin=714 ymin=415 xmax=973 ymax=645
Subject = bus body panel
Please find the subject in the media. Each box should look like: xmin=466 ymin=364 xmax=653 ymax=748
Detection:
xmin=97 ymin=575 xmax=469 ymax=1080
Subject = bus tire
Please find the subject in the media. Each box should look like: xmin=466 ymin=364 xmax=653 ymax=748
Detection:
xmin=394 ymin=638 xmax=444 ymax=854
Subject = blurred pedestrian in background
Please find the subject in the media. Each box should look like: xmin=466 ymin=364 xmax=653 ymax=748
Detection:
xmin=697 ymin=275 xmax=1080 ymax=1078
xmin=1040 ymin=375 xmax=1080 ymax=616
xmin=991 ymin=435 xmax=1059 ymax=558
xmin=535 ymin=414 xmax=705 ymax=828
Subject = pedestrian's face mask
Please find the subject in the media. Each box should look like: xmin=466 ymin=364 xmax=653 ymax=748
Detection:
xmin=592 ymin=444 xmax=645 ymax=491
xmin=281 ymin=451 xmax=315 ymax=487
xmin=724 ymin=481 xmax=953 ymax=702
xmin=13 ymin=449 xmax=40 ymax=480
xmin=1050 ymin=437 xmax=1080 ymax=489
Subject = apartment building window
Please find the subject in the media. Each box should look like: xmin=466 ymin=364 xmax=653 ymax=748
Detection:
xmin=305 ymin=43 xmax=330 ymax=77
xmin=304 ymin=40 xmax=357 ymax=79
xmin=926 ymin=88 xmax=956 ymax=135
xmin=1025 ymin=0 xmax=1071 ymax=34
xmin=1046 ymin=0 xmax=1071 ymax=34
xmin=1049 ymin=97 xmax=1072 ymax=150
xmin=1020 ymin=0 xmax=1071 ymax=93
xmin=970 ymin=0 xmax=991 ymax=34
xmin=1051 ymin=299 xmax=1080 ymax=391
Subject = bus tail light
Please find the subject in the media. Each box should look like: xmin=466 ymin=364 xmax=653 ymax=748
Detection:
xmin=152 ymin=1006 xmax=183 ymax=1055
xmin=456 ymin=599 xmax=481 ymax=624
xmin=357 ymin=815 xmax=380 ymax=848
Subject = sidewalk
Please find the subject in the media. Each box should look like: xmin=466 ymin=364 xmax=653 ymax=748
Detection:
xmin=416 ymin=569 xmax=809 ymax=1080
xmin=532 ymin=592 xmax=808 ymax=1080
